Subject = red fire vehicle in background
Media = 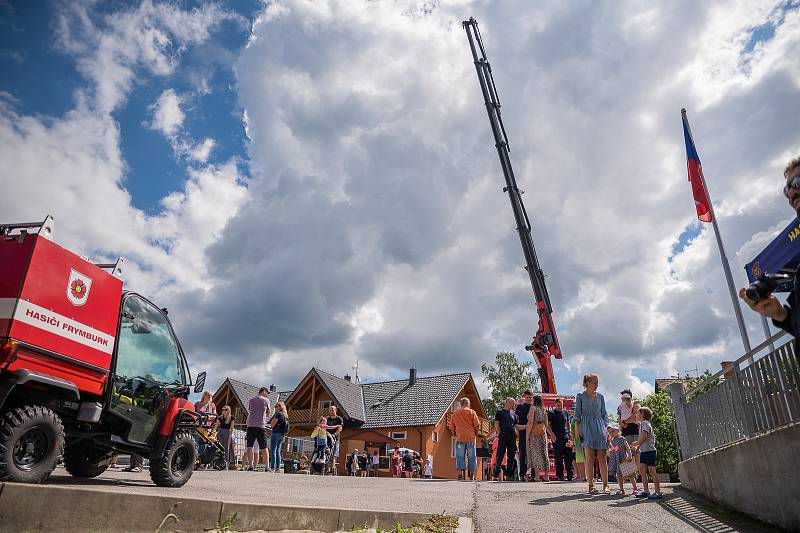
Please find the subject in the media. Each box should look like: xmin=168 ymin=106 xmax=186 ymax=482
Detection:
xmin=542 ymin=394 xmax=575 ymax=479
xmin=0 ymin=216 xmax=207 ymax=487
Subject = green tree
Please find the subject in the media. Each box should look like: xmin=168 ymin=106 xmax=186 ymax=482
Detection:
xmin=480 ymin=351 xmax=539 ymax=417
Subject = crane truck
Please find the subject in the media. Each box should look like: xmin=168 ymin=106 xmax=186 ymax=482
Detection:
xmin=463 ymin=18 xmax=563 ymax=393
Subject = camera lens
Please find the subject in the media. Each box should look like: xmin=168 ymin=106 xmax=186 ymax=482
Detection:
xmin=746 ymin=280 xmax=771 ymax=303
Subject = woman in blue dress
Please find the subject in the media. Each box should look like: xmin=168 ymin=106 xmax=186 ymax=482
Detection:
xmin=574 ymin=373 xmax=610 ymax=495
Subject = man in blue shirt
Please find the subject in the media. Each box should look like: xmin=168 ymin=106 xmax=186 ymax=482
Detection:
xmin=547 ymin=398 xmax=572 ymax=480
xmin=492 ymin=397 xmax=517 ymax=481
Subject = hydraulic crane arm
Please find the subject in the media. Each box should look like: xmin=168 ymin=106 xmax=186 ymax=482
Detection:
xmin=462 ymin=17 xmax=563 ymax=393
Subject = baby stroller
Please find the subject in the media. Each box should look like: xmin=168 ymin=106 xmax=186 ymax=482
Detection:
xmin=195 ymin=426 xmax=228 ymax=471
xmin=309 ymin=433 xmax=334 ymax=475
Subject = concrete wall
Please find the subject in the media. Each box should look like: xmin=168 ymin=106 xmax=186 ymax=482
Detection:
xmin=0 ymin=482 xmax=440 ymax=533
xmin=678 ymin=421 xmax=800 ymax=531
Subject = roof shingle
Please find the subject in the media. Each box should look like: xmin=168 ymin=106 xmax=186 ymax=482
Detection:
xmin=314 ymin=368 xmax=366 ymax=422
xmin=361 ymin=373 xmax=470 ymax=429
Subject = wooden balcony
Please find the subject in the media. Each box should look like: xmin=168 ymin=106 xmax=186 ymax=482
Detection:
xmin=288 ymin=407 xmax=329 ymax=425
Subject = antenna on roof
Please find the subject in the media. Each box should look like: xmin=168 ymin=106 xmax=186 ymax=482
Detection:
xmin=352 ymin=360 xmax=361 ymax=383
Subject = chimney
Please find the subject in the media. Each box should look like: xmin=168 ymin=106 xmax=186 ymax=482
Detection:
xmin=344 ymin=374 xmax=352 ymax=382
xmin=409 ymin=367 xmax=417 ymax=386
xmin=269 ymin=384 xmax=276 ymax=392
xmin=720 ymin=361 xmax=736 ymax=380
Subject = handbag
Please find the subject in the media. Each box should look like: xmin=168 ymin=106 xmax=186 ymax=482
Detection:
xmin=619 ymin=458 xmax=639 ymax=479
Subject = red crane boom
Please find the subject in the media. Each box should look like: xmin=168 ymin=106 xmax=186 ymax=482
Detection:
xmin=462 ymin=18 xmax=563 ymax=393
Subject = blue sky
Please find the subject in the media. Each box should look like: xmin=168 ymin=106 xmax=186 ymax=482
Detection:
xmin=0 ymin=0 xmax=259 ymax=213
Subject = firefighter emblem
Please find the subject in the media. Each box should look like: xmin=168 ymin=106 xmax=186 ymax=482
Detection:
xmin=67 ymin=269 xmax=93 ymax=306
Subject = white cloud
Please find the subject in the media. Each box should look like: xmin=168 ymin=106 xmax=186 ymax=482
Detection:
xmin=0 ymin=3 xmax=247 ymax=308
xmin=149 ymin=88 xmax=184 ymax=137
xmin=189 ymin=138 xmax=215 ymax=163
xmin=3 ymin=0 xmax=800 ymax=408
xmin=53 ymin=0 xmax=244 ymax=114
xmin=200 ymin=0 xmax=800 ymax=400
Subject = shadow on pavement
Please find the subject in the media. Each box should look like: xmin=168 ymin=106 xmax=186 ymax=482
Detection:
xmin=528 ymin=493 xmax=595 ymax=506
xmin=657 ymin=488 xmax=782 ymax=533
xmin=607 ymin=496 xmax=643 ymax=508
xmin=48 ymin=475 xmax=154 ymax=488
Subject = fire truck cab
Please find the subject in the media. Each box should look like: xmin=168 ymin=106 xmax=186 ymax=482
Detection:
xmin=0 ymin=216 xmax=206 ymax=487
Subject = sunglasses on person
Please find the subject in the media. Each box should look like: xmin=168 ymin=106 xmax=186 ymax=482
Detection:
xmin=783 ymin=174 xmax=800 ymax=198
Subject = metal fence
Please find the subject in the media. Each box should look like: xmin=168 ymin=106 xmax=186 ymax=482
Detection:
xmin=228 ymin=429 xmax=314 ymax=464
xmin=670 ymin=331 xmax=800 ymax=459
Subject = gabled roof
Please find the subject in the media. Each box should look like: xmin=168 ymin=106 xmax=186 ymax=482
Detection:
xmin=314 ymin=368 xmax=366 ymax=422
xmin=361 ymin=372 xmax=470 ymax=429
xmin=220 ymin=377 xmax=292 ymax=418
xmin=224 ymin=370 xmax=476 ymax=429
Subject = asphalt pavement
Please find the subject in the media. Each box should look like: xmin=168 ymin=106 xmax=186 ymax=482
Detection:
xmin=46 ymin=466 xmax=780 ymax=532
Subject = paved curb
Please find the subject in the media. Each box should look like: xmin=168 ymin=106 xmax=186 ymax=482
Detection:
xmin=0 ymin=482 xmax=469 ymax=532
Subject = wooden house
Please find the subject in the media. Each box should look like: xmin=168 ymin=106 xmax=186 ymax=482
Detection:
xmin=214 ymin=367 xmax=491 ymax=479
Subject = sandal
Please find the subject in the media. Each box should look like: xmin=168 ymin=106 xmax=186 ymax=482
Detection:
xmin=588 ymin=486 xmax=600 ymax=495
xmin=615 ymin=489 xmax=625 ymax=495
xmin=602 ymin=487 xmax=611 ymax=495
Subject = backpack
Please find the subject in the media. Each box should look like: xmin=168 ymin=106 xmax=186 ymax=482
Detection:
xmin=273 ymin=412 xmax=289 ymax=433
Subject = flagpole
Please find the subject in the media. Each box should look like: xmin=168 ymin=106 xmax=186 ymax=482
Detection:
xmin=681 ymin=109 xmax=753 ymax=363
xmin=761 ymin=315 xmax=776 ymax=355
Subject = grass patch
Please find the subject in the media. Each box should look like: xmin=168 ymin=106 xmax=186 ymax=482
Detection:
xmin=355 ymin=513 xmax=459 ymax=533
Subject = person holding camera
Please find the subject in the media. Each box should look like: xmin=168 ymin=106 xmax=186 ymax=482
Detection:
xmin=740 ymin=157 xmax=800 ymax=351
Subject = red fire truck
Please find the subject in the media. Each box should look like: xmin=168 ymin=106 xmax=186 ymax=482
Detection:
xmin=0 ymin=216 xmax=206 ymax=486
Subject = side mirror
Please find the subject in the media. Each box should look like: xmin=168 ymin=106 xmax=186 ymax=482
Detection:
xmin=194 ymin=372 xmax=207 ymax=394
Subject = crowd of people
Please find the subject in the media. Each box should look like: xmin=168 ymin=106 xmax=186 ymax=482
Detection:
xmin=109 ymin=375 xmax=659 ymax=498
xmin=451 ymin=373 xmax=662 ymax=499
xmin=190 ymin=388 xmax=386 ymax=477
xmin=387 ymin=446 xmax=430 ymax=478
xmin=190 ymin=388 xmax=437 ymax=478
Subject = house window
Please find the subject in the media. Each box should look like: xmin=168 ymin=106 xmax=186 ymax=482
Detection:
xmin=432 ymin=431 xmax=438 ymax=443
xmin=451 ymin=438 xmax=456 ymax=458
xmin=319 ymin=400 xmax=331 ymax=411
xmin=391 ymin=431 xmax=406 ymax=441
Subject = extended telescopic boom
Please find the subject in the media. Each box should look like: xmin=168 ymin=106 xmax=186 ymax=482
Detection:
xmin=462 ymin=17 xmax=562 ymax=393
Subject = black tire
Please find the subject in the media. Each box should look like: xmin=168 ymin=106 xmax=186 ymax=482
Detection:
xmin=0 ymin=404 xmax=64 ymax=483
xmin=212 ymin=458 xmax=227 ymax=471
xmin=149 ymin=430 xmax=196 ymax=487
xmin=64 ymin=445 xmax=111 ymax=478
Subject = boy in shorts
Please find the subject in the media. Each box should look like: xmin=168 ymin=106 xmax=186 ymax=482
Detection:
xmin=631 ymin=406 xmax=661 ymax=499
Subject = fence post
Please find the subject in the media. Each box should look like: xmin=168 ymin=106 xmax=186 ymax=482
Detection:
xmin=669 ymin=382 xmax=692 ymax=460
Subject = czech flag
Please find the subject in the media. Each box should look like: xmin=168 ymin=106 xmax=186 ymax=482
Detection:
xmin=681 ymin=108 xmax=713 ymax=223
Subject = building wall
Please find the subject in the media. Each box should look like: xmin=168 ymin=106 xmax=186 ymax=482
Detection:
xmin=336 ymin=425 xmax=464 ymax=479
xmin=679 ymin=422 xmax=800 ymax=531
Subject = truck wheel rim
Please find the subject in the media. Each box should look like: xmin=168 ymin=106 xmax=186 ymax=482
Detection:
xmin=13 ymin=427 xmax=50 ymax=471
xmin=172 ymin=446 xmax=190 ymax=475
